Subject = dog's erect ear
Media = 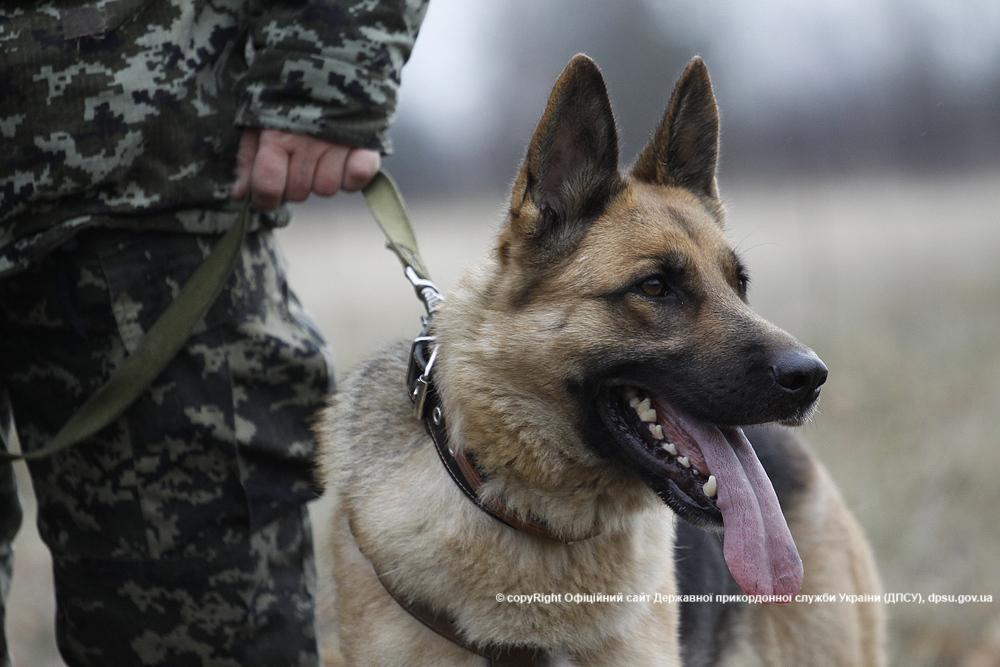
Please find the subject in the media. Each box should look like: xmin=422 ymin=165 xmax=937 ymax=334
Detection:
xmin=505 ymin=54 xmax=621 ymax=255
xmin=632 ymin=57 xmax=720 ymax=198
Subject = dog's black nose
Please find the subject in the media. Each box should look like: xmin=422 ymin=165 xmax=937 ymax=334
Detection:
xmin=769 ymin=349 xmax=828 ymax=397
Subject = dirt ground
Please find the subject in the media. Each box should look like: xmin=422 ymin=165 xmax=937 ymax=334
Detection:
xmin=8 ymin=171 xmax=1000 ymax=665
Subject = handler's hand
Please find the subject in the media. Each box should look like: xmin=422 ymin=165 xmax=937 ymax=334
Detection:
xmin=231 ymin=128 xmax=380 ymax=211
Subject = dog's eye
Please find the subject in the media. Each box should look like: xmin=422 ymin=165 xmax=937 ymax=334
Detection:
xmin=738 ymin=272 xmax=750 ymax=294
xmin=638 ymin=275 xmax=669 ymax=298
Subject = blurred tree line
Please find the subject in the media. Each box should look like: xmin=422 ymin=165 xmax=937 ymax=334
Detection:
xmin=383 ymin=0 xmax=1000 ymax=196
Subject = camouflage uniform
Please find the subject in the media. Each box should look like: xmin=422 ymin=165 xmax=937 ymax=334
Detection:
xmin=0 ymin=1 xmax=427 ymax=665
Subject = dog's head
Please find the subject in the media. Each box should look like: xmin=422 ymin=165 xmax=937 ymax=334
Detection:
xmin=438 ymin=55 xmax=822 ymax=596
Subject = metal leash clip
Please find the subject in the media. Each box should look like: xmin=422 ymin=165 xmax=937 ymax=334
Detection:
xmin=403 ymin=266 xmax=444 ymax=419
xmin=404 ymin=266 xmax=443 ymax=315
xmin=408 ymin=338 xmax=438 ymax=419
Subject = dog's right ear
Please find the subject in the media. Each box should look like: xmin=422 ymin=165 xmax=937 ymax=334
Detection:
xmin=502 ymin=54 xmax=621 ymax=263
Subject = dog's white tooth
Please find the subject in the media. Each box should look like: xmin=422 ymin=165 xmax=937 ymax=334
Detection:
xmin=634 ymin=397 xmax=651 ymax=413
xmin=639 ymin=408 xmax=658 ymax=423
xmin=648 ymin=424 xmax=663 ymax=440
xmin=703 ymin=475 xmax=717 ymax=498
xmin=662 ymin=441 xmax=677 ymax=456
xmin=629 ymin=396 xmax=641 ymax=408
xmin=677 ymin=455 xmax=691 ymax=469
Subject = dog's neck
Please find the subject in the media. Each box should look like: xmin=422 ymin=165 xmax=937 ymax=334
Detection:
xmin=432 ymin=269 xmax=657 ymax=542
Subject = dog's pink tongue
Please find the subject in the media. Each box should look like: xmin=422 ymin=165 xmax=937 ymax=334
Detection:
xmin=678 ymin=418 xmax=803 ymax=598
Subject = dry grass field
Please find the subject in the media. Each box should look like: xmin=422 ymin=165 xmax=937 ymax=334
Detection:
xmin=8 ymin=170 xmax=1000 ymax=665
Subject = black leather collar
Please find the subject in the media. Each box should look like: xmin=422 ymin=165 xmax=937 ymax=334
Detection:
xmin=407 ymin=328 xmax=569 ymax=541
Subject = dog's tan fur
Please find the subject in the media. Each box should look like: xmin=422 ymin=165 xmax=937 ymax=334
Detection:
xmin=316 ymin=55 xmax=885 ymax=666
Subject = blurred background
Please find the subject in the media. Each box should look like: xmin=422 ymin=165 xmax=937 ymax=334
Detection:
xmin=9 ymin=0 xmax=1000 ymax=665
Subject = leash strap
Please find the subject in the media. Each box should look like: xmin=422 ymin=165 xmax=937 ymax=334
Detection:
xmin=2 ymin=171 xmax=430 ymax=462
xmin=1 ymin=171 xmax=433 ymax=462
xmin=364 ymin=171 xmax=443 ymax=315
xmin=1 ymin=201 xmax=251 ymax=461
xmin=362 ymin=170 xmax=429 ymax=280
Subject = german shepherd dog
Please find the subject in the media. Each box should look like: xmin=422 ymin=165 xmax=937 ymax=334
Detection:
xmin=317 ymin=55 xmax=885 ymax=666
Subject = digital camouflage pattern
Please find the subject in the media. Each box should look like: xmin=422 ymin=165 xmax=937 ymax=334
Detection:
xmin=0 ymin=0 xmax=428 ymax=662
xmin=0 ymin=226 xmax=332 ymax=664
xmin=0 ymin=0 xmax=428 ymax=277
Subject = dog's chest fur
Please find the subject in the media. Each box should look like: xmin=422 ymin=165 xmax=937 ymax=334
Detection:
xmin=320 ymin=345 xmax=683 ymax=662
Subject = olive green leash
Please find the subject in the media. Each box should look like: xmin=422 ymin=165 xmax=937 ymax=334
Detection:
xmin=1 ymin=171 xmax=423 ymax=461
xmin=362 ymin=170 xmax=429 ymax=281
xmin=0 ymin=200 xmax=250 ymax=461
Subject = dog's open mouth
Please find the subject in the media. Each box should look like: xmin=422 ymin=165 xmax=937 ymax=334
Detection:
xmin=598 ymin=387 xmax=803 ymax=598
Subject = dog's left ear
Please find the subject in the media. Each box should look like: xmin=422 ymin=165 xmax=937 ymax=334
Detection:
xmin=504 ymin=54 xmax=621 ymax=259
xmin=632 ymin=57 xmax=720 ymax=199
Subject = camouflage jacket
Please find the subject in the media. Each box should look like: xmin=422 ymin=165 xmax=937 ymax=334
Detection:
xmin=0 ymin=0 xmax=428 ymax=277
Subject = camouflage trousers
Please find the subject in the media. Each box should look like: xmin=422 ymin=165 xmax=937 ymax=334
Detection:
xmin=0 ymin=224 xmax=332 ymax=666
